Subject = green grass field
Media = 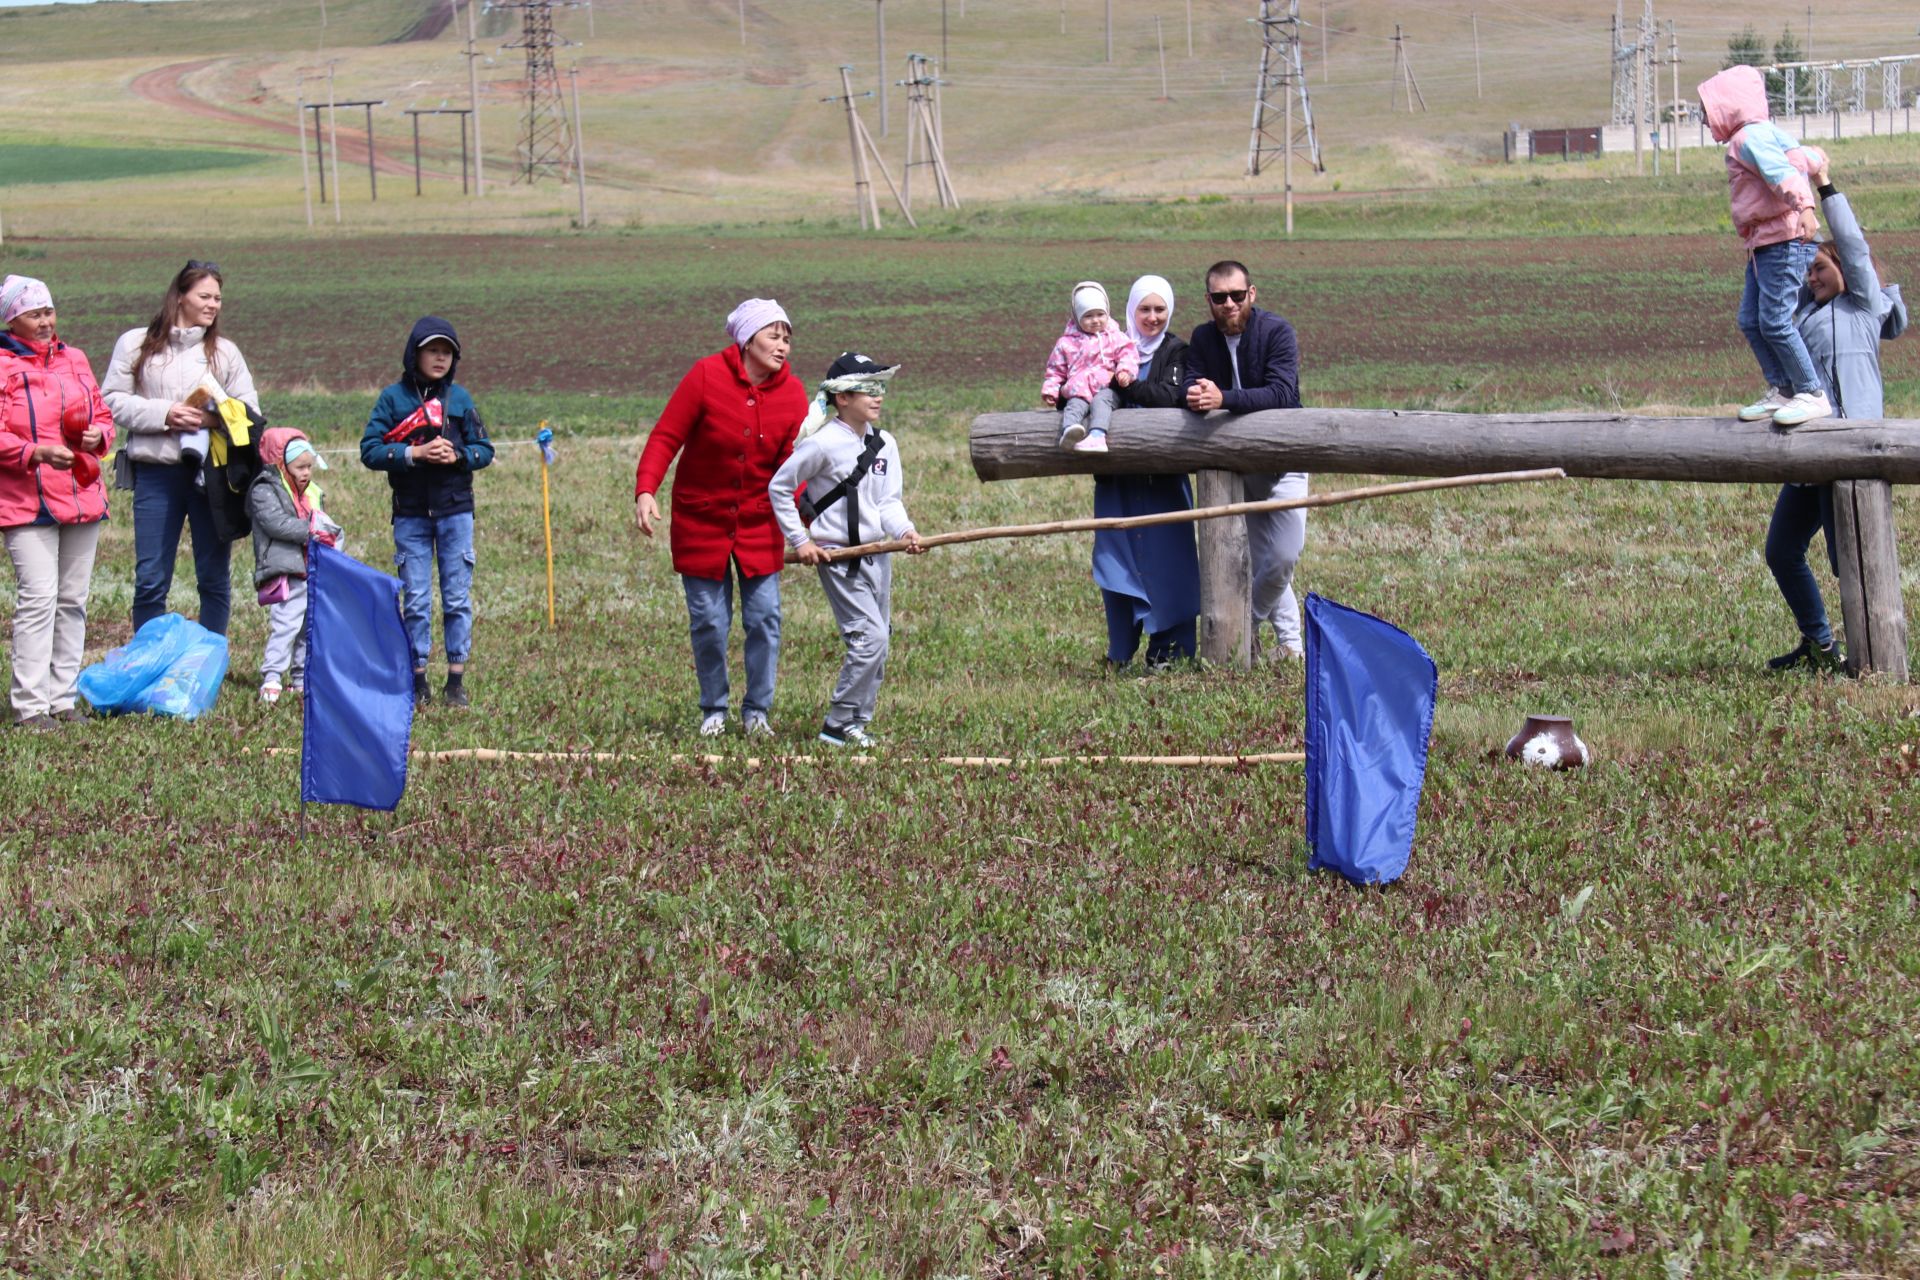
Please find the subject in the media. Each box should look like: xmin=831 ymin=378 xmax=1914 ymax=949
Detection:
xmin=4 ymin=216 xmax=1920 ymax=1275
xmin=0 ymin=141 xmax=265 ymax=185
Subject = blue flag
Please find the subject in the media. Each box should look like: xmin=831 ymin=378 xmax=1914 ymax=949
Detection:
xmin=1303 ymin=594 xmax=1437 ymax=886
xmin=301 ymin=542 xmax=414 ymax=810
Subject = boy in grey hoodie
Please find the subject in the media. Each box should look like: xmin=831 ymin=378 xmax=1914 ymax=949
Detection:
xmin=768 ymin=353 xmax=924 ymax=748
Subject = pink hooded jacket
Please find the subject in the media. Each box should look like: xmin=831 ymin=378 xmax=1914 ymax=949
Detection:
xmin=1698 ymin=65 xmax=1824 ymax=252
xmin=1042 ymin=322 xmax=1138 ymax=404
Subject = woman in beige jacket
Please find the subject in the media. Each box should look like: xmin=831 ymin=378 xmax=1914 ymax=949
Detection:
xmin=101 ymin=261 xmax=259 ymax=636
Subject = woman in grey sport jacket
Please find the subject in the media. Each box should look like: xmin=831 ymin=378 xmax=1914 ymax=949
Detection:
xmin=1762 ymin=160 xmax=1908 ymax=673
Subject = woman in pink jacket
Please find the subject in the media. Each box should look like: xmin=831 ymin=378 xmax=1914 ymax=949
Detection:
xmin=0 ymin=275 xmax=114 ymax=731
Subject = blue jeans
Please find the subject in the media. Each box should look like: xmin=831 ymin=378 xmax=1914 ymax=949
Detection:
xmin=682 ymin=561 xmax=780 ymax=717
xmin=131 ymin=460 xmax=231 ymax=636
xmin=393 ymin=512 xmax=475 ymax=665
xmin=1738 ymin=239 xmax=1820 ymax=395
xmin=1766 ymin=483 xmax=1837 ymax=647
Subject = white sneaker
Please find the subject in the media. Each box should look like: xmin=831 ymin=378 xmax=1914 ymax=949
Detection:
xmin=699 ymin=712 xmax=728 ymax=737
xmin=260 ymin=681 xmax=282 ymax=705
xmin=744 ymin=712 xmax=773 ymax=739
xmin=1058 ymin=422 xmax=1087 ymax=448
xmin=1073 ymin=431 xmax=1109 ymax=454
xmin=1737 ymin=387 xmax=1789 ymax=421
xmin=818 ymin=722 xmax=876 ymax=748
xmin=1772 ymin=390 xmax=1832 ymax=428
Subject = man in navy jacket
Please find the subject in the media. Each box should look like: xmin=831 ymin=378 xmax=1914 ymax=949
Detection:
xmin=1181 ymin=260 xmax=1308 ymax=658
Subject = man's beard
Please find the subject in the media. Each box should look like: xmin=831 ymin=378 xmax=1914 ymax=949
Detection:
xmin=1217 ymin=311 xmax=1248 ymax=336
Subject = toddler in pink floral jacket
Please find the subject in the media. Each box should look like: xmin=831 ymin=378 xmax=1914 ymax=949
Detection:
xmin=1041 ymin=281 xmax=1138 ymax=454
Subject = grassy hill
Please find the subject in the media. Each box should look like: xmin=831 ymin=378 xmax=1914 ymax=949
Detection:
xmin=2 ymin=0 xmax=1918 ymax=235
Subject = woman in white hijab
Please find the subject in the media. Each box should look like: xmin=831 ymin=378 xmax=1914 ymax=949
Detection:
xmin=1094 ymin=274 xmax=1200 ymax=668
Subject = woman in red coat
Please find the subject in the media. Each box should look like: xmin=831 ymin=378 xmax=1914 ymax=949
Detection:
xmin=635 ymin=299 xmax=808 ymax=738
xmin=0 ymin=275 xmax=115 ymax=731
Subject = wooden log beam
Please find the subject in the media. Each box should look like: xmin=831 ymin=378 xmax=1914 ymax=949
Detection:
xmin=969 ymin=408 xmax=1920 ymax=484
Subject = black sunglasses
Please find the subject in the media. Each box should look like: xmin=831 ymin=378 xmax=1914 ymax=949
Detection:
xmin=184 ymin=259 xmax=222 ymax=276
xmin=1207 ymin=288 xmax=1249 ymax=305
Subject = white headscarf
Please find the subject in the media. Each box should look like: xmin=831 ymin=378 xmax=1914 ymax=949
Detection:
xmin=724 ymin=297 xmax=790 ymax=349
xmin=1125 ymin=274 xmax=1175 ymax=373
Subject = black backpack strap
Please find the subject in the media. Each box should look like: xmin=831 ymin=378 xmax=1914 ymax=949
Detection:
xmin=801 ymin=432 xmax=886 ymax=576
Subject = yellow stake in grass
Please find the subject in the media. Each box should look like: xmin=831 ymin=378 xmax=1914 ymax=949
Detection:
xmin=536 ymin=422 xmax=557 ymax=628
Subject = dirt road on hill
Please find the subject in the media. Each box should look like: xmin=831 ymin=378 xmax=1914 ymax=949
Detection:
xmin=130 ymin=59 xmax=424 ymax=179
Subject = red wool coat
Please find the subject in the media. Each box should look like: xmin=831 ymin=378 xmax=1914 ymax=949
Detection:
xmin=635 ymin=345 xmax=808 ymax=579
xmin=0 ymin=334 xmax=115 ymax=528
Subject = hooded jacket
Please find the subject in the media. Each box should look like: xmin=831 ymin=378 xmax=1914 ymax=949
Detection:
xmin=100 ymin=325 xmax=258 ymax=467
xmin=1042 ymin=321 xmax=1139 ymax=405
xmin=0 ymin=332 xmax=115 ymax=527
xmin=1794 ymin=191 xmax=1909 ymax=422
xmin=634 ymin=344 xmax=809 ymax=580
xmin=359 ymin=316 xmax=492 ymax=520
xmin=248 ymin=429 xmax=316 ymax=587
xmin=1698 ymin=65 xmax=1822 ymax=252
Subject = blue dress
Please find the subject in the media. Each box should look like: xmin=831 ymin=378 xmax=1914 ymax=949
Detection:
xmin=1093 ymin=337 xmax=1199 ymax=663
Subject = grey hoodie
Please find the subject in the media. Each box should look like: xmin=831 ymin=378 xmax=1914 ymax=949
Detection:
xmin=1795 ymin=191 xmax=1909 ymax=421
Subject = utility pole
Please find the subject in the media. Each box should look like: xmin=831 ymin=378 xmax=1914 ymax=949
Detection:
xmin=1248 ymin=0 xmax=1323 ymax=185
xmin=1668 ymin=20 xmax=1681 ymax=175
xmin=1320 ymin=0 xmax=1328 ymax=82
xmin=1187 ymin=0 xmax=1194 ymax=57
xmin=1471 ymin=11 xmax=1482 ymax=101
xmin=875 ymin=1 xmax=888 ymax=136
xmin=1387 ymin=24 xmax=1426 ymax=112
xmin=900 ymin=52 xmax=959 ymax=213
xmin=466 ymin=0 xmax=486 ymax=195
xmin=1106 ymin=0 xmax=1113 ymax=63
xmin=822 ymin=66 xmax=914 ymax=230
xmin=1651 ymin=22 xmax=1662 ymax=177
xmin=326 ymin=64 xmax=343 ymax=224
xmin=738 ymin=0 xmax=746 ymax=46
xmin=1632 ymin=0 xmax=1648 ymax=175
xmin=1805 ymin=5 xmax=1812 ymax=62
xmin=296 ymin=81 xmax=314 ymax=228
xmin=568 ymin=65 xmax=589 ymax=226
xmin=1156 ymin=16 xmax=1170 ymax=99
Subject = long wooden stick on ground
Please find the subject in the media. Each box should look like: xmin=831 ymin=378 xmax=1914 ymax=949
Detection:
xmin=262 ymin=747 xmax=1303 ymax=768
xmin=787 ymin=467 xmax=1565 ymax=563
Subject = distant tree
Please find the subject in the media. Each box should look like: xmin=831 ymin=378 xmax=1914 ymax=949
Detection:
xmin=1724 ymin=25 xmax=1767 ymax=70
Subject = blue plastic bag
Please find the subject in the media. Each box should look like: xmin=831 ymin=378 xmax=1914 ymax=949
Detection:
xmin=77 ymin=614 xmax=230 ymax=720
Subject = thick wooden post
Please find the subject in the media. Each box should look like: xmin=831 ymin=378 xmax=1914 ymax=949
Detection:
xmin=1195 ymin=469 xmax=1252 ymax=669
xmin=1832 ymin=479 xmax=1909 ymax=678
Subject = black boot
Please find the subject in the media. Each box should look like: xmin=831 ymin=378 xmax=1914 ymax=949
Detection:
xmin=413 ymin=670 xmax=432 ymax=704
xmin=443 ymin=671 xmax=469 ymax=708
xmin=1766 ymin=638 xmax=1812 ymax=671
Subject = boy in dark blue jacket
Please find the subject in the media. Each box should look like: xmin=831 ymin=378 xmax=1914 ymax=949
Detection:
xmin=360 ymin=316 xmax=494 ymax=707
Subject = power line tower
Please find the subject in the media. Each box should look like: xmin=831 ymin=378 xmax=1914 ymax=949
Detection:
xmin=496 ymin=0 xmax=575 ymax=183
xmin=1246 ymin=0 xmax=1322 ymax=176
xmin=1609 ymin=2 xmax=1637 ymax=125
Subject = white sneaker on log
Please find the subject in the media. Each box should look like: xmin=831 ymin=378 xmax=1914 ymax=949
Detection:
xmin=1737 ymin=388 xmax=1788 ymax=422
xmin=1772 ymin=390 xmax=1832 ymax=428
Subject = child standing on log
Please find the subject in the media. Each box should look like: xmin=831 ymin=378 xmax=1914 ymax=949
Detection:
xmin=1042 ymin=282 xmax=1137 ymax=455
xmin=769 ymin=353 xmax=924 ymax=749
xmin=1762 ymin=158 xmax=1909 ymax=674
xmin=1698 ymin=64 xmax=1831 ymax=429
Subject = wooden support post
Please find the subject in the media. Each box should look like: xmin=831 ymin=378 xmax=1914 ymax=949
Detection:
xmin=412 ymin=112 xmax=422 ymax=195
xmin=1832 ymin=479 xmax=1910 ymax=678
xmin=364 ymin=102 xmax=378 ymax=200
xmin=1195 ymin=469 xmax=1252 ymax=669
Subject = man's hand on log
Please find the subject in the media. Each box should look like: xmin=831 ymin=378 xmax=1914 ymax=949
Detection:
xmin=1186 ymin=379 xmax=1223 ymax=412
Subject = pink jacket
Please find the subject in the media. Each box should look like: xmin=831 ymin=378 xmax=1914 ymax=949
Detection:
xmin=1042 ymin=323 xmax=1139 ymax=403
xmin=0 ymin=333 xmax=114 ymax=527
xmin=1698 ymin=65 xmax=1823 ymax=252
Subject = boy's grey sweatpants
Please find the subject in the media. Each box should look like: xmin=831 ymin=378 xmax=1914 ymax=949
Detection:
xmin=262 ymin=578 xmax=309 ymax=684
xmin=1244 ymin=471 xmax=1309 ymax=651
xmin=815 ymin=552 xmax=893 ymax=729
xmin=1061 ymin=387 xmax=1119 ymax=437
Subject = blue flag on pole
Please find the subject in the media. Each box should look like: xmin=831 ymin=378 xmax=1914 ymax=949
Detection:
xmin=1303 ymin=594 xmax=1437 ymax=886
xmin=301 ymin=542 xmax=414 ymax=810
